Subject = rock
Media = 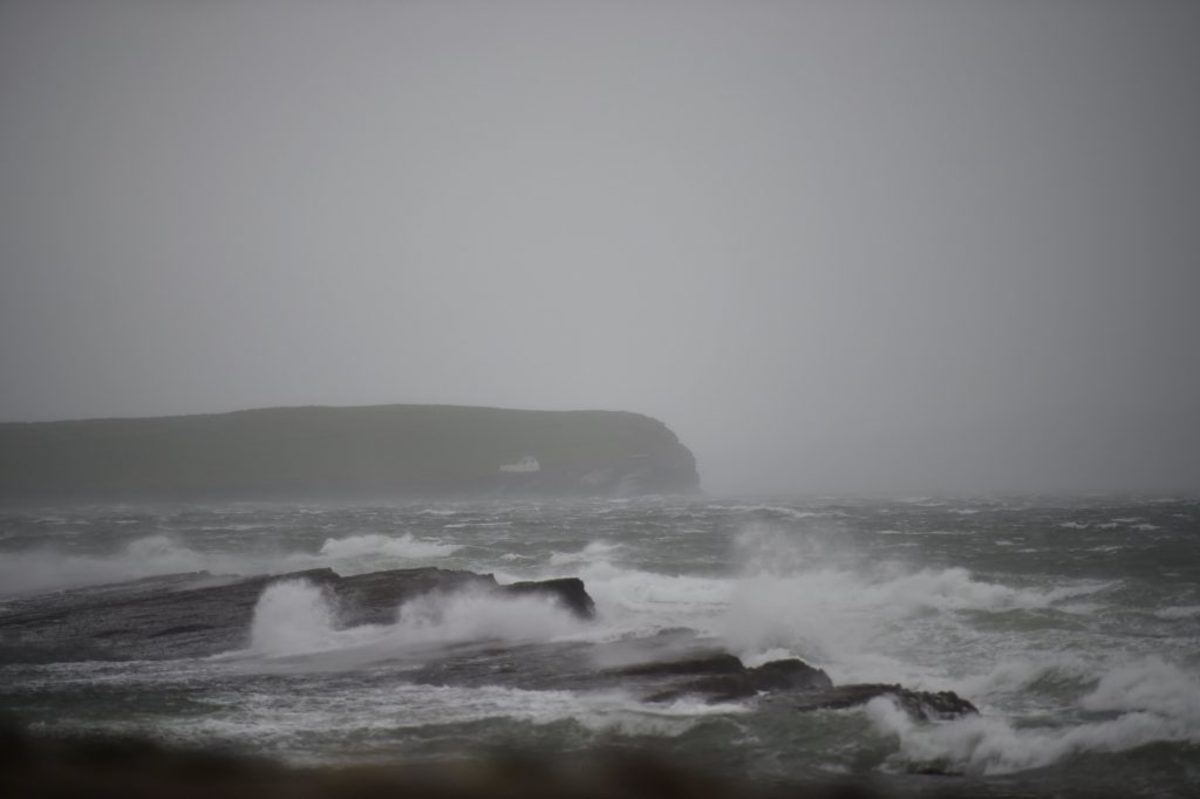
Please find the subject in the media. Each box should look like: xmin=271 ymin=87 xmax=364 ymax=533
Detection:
xmin=632 ymin=656 xmax=832 ymax=704
xmin=0 ymin=570 xmax=978 ymax=725
xmin=786 ymin=683 xmax=978 ymax=720
xmin=747 ymin=658 xmax=833 ymax=692
xmin=0 ymin=568 xmax=598 ymax=662
xmin=336 ymin=568 xmax=498 ymax=626
xmin=613 ymin=653 xmax=745 ymax=678
xmin=502 ymin=578 xmax=596 ymax=619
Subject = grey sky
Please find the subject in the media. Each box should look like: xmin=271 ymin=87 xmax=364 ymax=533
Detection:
xmin=2 ymin=0 xmax=1198 ymax=494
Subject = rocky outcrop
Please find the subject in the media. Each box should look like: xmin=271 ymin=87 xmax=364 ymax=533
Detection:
xmin=617 ymin=651 xmax=975 ymax=718
xmin=0 ymin=568 xmax=976 ymax=723
xmin=0 ymin=567 xmax=594 ymax=663
xmin=503 ymin=578 xmax=595 ymax=619
xmin=0 ymin=405 xmax=701 ymax=501
xmin=783 ymin=683 xmax=979 ymax=720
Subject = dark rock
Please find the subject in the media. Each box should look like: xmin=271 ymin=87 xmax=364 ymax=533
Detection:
xmin=633 ymin=656 xmax=831 ymax=704
xmin=0 ymin=567 xmax=599 ymax=664
xmin=612 ymin=652 xmax=745 ymax=678
xmin=336 ymin=568 xmax=497 ymax=626
xmin=503 ymin=577 xmax=596 ymax=619
xmin=747 ymin=658 xmax=833 ymax=692
xmin=786 ymin=683 xmax=978 ymax=720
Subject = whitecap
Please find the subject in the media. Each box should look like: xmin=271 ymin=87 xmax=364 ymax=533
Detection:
xmin=868 ymin=657 xmax=1200 ymax=775
xmin=317 ymin=533 xmax=460 ymax=560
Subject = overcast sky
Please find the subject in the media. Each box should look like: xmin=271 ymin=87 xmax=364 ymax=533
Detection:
xmin=2 ymin=0 xmax=1198 ymax=494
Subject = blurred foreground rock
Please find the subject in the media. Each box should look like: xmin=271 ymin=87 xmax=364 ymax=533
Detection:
xmin=0 ymin=724 xmax=899 ymax=799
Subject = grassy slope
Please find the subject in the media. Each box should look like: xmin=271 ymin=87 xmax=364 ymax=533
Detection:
xmin=0 ymin=405 xmax=699 ymax=500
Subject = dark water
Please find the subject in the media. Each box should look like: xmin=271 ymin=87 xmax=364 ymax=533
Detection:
xmin=1 ymin=496 xmax=1198 ymax=796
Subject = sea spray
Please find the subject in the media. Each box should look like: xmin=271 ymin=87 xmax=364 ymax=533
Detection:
xmin=390 ymin=588 xmax=583 ymax=645
xmin=249 ymin=579 xmax=338 ymax=655
xmin=867 ymin=657 xmax=1200 ymax=775
xmin=317 ymin=532 xmax=461 ymax=560
xmin=244 ymin=581 xmax=585 ymax=662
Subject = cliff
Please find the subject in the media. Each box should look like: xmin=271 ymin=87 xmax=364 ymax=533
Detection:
xmin=0 ymin=404 xmax=700 ymax=501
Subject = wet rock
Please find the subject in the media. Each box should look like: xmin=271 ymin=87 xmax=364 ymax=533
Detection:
xmin=747 ymin=658 xmax=833 ymax=692
xmin=0 ymin=567 xmax=598 ymax=663
xmin=613 ymin=652 xmax=745 ymax=678
xmin=0 ymin=568 xmax=338 ymax=662
xmin=336 ymin=568 xmax=497 ymax=625
xmin=636 ymin=656 xmax=833 ymax=703
xmin=503 ymin=577 xmax=596 ymax=619
xmin=786 ymin=683 xmax=978 ymax=720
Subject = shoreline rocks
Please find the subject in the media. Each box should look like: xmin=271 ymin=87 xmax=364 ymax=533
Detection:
xmin=0 ymin=568 xmax=977 ymax=721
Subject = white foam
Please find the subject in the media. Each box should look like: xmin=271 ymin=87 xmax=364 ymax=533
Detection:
xmin=241 ymin=579 xmax=585 ymax=661
xmin=960 ymin=654 xmax=1096 ymax=698
xmin=317 ymin=533 xmax=460 ymax=560
xmin=548 ymin=540 xmax=623 ymax=567
xmin=97 ymin=682 xmax=746 ymax=759
xmin=710 ymin=525 xmax=1118 ymax=683
xmin=554 ymin=552 xmax=731 ymax=638
xmin=868 ymin=657 xmax=1200 ymax=775
xmin=1081 ymin=658 xmax=1200 ymax=718
xmin=720 ymin=504 xmax=836 ymax=520
xmin=0 ymin=530 xmax=465 ymax=597
xmin=0 ymin=535 xmax=219 ymax=596
xmin=389 ymin=588 xmax=583 ymax=646
xmin=248 ymin=580 xmax=339 ymax=656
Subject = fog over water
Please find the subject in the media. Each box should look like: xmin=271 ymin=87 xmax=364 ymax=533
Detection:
xmin=2 ymin=0 xmax=1198 ymax=494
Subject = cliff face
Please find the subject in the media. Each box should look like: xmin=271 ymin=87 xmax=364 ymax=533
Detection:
xmin=0 ymin=405 xmax=700 ymax=501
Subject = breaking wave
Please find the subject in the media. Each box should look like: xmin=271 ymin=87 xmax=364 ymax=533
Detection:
xmin=317 ymin=533 xmax=461 ymax=560
xmin=249 ymin=580 xmax=339 ymax=656
xmin=868 ymin=658 xmax=1200 ymax=775
xmin=0 ymin=531 xmax=461 ymax=597
xmin=245 ymin=579 xmax=584 ymax=660
xmin=0 ymin=536 xmax=221 ymax=597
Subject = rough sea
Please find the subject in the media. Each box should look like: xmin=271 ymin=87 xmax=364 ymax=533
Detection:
xmin=1 ymin=496 xmax=1198 ymax=797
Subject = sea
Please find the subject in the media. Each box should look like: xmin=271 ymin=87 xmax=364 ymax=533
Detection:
xmin=1 ymin=495 xmax=1198 ymax=796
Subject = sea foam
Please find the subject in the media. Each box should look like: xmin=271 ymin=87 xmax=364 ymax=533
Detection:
xmin=868 ymin=657 xmax=1200 ymax=775
xmin=243 ymin=578 xmax=584 ymax=661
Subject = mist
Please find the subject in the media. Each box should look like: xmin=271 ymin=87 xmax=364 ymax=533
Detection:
xmin=2 ymin=0 xmax=1198 ymax=495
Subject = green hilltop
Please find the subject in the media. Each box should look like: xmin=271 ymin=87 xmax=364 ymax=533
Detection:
xmin=0 ymin=404 xmax=700 ymax=502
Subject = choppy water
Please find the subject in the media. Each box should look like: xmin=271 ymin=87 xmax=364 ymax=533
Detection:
xmin=1 ymin=496 xmax=1198 ymax=796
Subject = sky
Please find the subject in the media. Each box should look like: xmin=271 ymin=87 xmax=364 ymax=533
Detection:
xmin=2 ymin=0 xmax=1199 ymax=494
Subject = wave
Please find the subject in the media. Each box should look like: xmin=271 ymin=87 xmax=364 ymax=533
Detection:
xmin=868 ymin=658 xmax=1200 ymax=775
xmin=317 ymin=533 xmax=461 ymax=560
xmin=0 ymin=531 xmax=462 ymax=597
xmin=249 ymin=579 xmax=340 ymax=656
xmin=504 ymin=524 xmax=1121 ymax=686
xmin=87 ymin=682 xmax=745 ymax=756
xmin=0 ymin=536 xmax=222 ymax=597
xmin=244 ymin=578 xmax=585 ymax=660
xmin=720 ymin=564 xmax=1111 ymax=679
xmin=961 ymin=655 xmax=1098 ymax=699
xmin=719 ymin=504 xmax=839 ymax=520
xmin=547 ymin=540 xmax=624 ymax=567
